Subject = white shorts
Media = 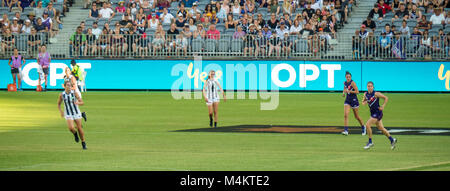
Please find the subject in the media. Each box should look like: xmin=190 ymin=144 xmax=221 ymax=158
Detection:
xmin=206 ymin=98 xmax=220 ymax=105
xmin=65 ymin=112 xmax=82 ymax=120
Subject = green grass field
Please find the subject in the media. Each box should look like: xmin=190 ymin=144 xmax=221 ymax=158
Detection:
xmin=1 ymin=91 xmax=450 ymax=171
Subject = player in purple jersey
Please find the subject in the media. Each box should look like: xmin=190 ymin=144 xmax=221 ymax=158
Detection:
xmin=342 ymin=71 xmax=366 ymax=136
xmin=362 ymin=81 xmax=397 ymax=150
xmin=8 ymin=48 xmax=25 ymax=91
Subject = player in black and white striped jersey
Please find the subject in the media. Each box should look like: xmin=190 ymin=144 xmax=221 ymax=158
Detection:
xmin=202 ymin=70 xmax=226 ymax=128
xmin=64 ymin=67 xmax=87 ymax=122
xmin=57 ymin=80 xmax=87 ymax=150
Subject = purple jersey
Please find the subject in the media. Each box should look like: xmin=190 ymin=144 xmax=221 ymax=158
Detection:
xmin=10 ymin=55 xmax=23 ymax=68
xmin=38 ymin=52 xmax=50 ymax=68
xmin=365 ymin=91 xmax=383 ymax=120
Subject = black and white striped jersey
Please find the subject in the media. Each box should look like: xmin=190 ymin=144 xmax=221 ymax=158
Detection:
xmin=204 ymin=79 xmax=220 ymax=101
xmin=62 ymin=90 xmax=81 ymax=116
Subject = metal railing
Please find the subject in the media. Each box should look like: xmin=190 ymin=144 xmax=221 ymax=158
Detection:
xmin=0 ymin=32 xmax=50 ymax=58
xmin=1 ymin=33 xmax=449 ymax=60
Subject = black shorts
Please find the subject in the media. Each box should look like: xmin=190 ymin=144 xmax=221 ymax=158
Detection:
xmin=11 ymin=68 xmax=19 ymax=74
xmin=42 ymin=67 xmax=49 ymax=75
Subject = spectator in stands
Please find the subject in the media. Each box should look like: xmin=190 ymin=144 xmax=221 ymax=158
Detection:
xmin=9 ymin=0 xmax=22 ymax=12
xmin=418 ymin=15 xmax=431 ymax=29
xmin=446 ymin=11 xmax=450 ymax=24
xmin=175 ymin=13 xmax=187 ymax=29
xmin=148 ymin=12 xmax=160 ymax=30
xmin=119 ymin=14 xmax=133 ymax=29
xmin=381 ymin=23 xmax=394 ymax=37
xmin=35 ymin=0 xmax=50 ymax=8
xmin=161 ymin=7 xmax=174 ymax=25
xmin=34 ymin=17 xmax=47 ymax=32
xmin=89 ymin=2 xmax=100 ymax=18
xmin=431 ymin=35 xmax=442 ymax=54
xmin=1 ymin=28 xmax=15 ymax=54
xmin=175 ymin=33 xmax=188 ymax=57
xmin=41 ymin=11 xmax=54 ymax=36
xmin=232 ymin=24 xmax=244 ymax=39
xmin=418 ymin=29 xmax=431 ymax=57
xmin=34 ymin=1 xmax=44 ymax=19
xmin=409 ymin=4 xmax=422 ymax=20
xmin=255 ymin=29 xmax=267 ymax=57
xmin=85 ymin=28 xmax=97 ymax=56
xmin=157 ymin=0 xmax=170 ymax=9
xmin=244 ymin=0 xmax=256 ymax=14
xmin=399 ymin=20 xmax=410 ymax=36
xmin=276 ymin=21 xmax=289 ymax=39
xmin=362 ymin=16 xmax=376 ymax=33
xmin=126 ymin=25 xmax=138 ymax=56
xmin=231 ymin=0 xmax=241 ymax=14
xmin=378 ymin=0 xmax=392 ymax=15
xmin=51 ymin=10 xmax=61 ymax=34
xmin=244 ymin=24 xmax=257 ymax=57
xmin=378 ymin=32 xmax=391 ymax=57
xmin=182 ymin=23 xmax=192 ymax=38
xmin=430 ymin=8 xmax=445 ymax=25
xmin=22 ymin=19 xmax=32 ymax=34
xmin=152 ymin=32 xmax=165 ymax=55
xmin=410 ymin=26 xmax=422 ymax=52
xmin=217 ymin=1 xmax=229 ymax=20
xmin=46 ymin=2 xmax=56 ymax=18
xmin=99 ymin=2 xmax=115 ymax=20
xmin=20 ymin=0 xmax=34 ymax=9
xmin=268 ymin=32 xmax=281 ymax=57
xmin=91 ymin=22 xmax=102 ymax=39
xmin=69 ymin=26 xmax=86 ymax=57
xmin=167 ymin=22 xmax=180 ymax=44
xmin=27 ymin=11 xmax=36 ymax=26
xmin=290 ymin=19 xmax=303 ymax=35
xmin=445 ymin=33 xmax=450 ymax=57
xmin=267 ymin=13 xmax=279 ymax=29
xmin=391 ymin=0 xmax=400 ymax=10
xmin=225 ymin=14 xmax=236 ymax=29
xmin=27 ymin=27 xmax=40 ymax=54
xmin=13 ymin=12 xmax=24 ymax=25
xmin=79 ymin=21 xmax=86 ymax=33
xmin=10 ymin=18 xmax=22 ymax=34
xmin=97 ymin=28 xmax=110 ymax=55
xmin=111 ymin=26 xmax=126 ymax=56
xmin=116 ymin=1 xmax=126 ymax=13
xmin=369 ymin=3 xmax=384 ymax=22
xmin=392 ymin=3 xmax=409 ymax=22
xmin=206 ymin=24 xmax=220 ymax=40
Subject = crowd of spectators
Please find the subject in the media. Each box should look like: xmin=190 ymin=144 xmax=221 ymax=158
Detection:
xmin=354 ymin=0 xmax=449 ymax=59
xmin=1 ymin=0 xmax=73 ymax=56
xmin=70 ymin=0 xmax=356 ymax=58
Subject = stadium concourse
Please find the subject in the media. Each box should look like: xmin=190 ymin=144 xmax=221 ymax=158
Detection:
xmin=1 ymin=0 xmax=449 ymax=60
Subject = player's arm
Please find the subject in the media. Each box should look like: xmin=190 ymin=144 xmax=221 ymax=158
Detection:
xmin=8 ymin=58 xmax=12 ymax=68
xmin=74 ymin=92 xmax=84 ymax=106
xmin=57 ymin=93 xmax=64 ymax=118
xmin=71 ymin=76 xmax=77 ymax=89
xmin=22 ymin=56 xmax=25 ymax=67
xmin=349 ymin=81 xmax=360 ymax=94
xmin=202 ymin=82 xmax=208 ymax=102
xmin=362 ymin=92 xmax=367 ymax=105
xmin=217 ymin=81 xmax=226 ymax=101
xmin=375 ymin=92 xmax=388 ymax=110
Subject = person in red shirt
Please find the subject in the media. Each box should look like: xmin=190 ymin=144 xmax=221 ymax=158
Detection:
xmin=206 ymin=24 xmax=220 ymax=40
xmin=377 ymin=0 xmax=392 ymax=15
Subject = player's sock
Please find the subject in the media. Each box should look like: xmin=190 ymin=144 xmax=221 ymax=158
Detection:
xmin=81 ymin=142 xmax=87 ymax=150
xmin=368 ymin=138 xmax=372 ymax=144
xmin=344 ymin=126 xmax=348 ymax=132
xmin=74 ymin=132 xmax=79 ymax=143
xmin=388 ymin=136 xmax=394 ymax=143
xmin=214 ymin=122 xmax=217 ymax=128
xmin=209 ymin=114 xmax=213 ymax=127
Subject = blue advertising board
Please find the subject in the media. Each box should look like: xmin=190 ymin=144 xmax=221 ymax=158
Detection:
xmin=1 ymin=59 xmax=449 ymax=92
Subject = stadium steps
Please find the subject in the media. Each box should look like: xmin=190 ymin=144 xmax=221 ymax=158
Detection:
xmin=47 ymin=1 xmax=89 ymax=58
xmin=325 ymin=0 xmax=379 ymax=59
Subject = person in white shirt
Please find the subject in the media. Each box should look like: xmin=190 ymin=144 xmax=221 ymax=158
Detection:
xmin=311 ymin=0 xmax=323 ymax=10
xmin=429 ymin=8 xmax=445 ymax=25
xmin=99 ymin=3 xmax=115 ymax=19
xmin=21 ymin=19 xmax=33 ymax=34
xmin=161 ymin=7 xmax=174 ymax=25
xmin=189 ymin=3 xmax=202 ymax=19
xmin=91 ymin=22 xmax=102 ymax=39
xmin=289 ymin=20 xmax=302 ymax=35
xmin=276 ymin=22 xmax=290 ymax=39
